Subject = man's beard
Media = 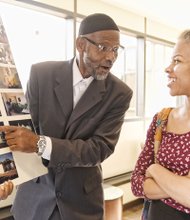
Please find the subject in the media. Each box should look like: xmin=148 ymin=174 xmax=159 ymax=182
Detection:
xmin=83 ymin=54 xmax=109 ymax=80
xmin=92 ymin=70 xmax=109 ymax=80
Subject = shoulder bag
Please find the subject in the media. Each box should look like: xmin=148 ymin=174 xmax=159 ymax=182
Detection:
xmin=141 ymin=107 xmax=172 ymax=220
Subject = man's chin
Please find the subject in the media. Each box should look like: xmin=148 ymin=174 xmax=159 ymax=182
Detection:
xmin=94 ymin=73 xmax=109 ymax=80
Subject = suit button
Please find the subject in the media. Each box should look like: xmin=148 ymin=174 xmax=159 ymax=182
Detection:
xmin=56 ymin=163 xmax=64 ymax=173
xmin=56 ymin=167 xmax=62 ymax=173
xmin=56 ymin=191 xmax=62 ymax=198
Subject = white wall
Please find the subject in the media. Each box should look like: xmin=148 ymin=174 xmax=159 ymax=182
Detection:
xmin=102 ymin=121 xmax=144 ymax=179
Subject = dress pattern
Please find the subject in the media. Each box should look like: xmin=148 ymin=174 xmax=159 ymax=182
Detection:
xmin=131 ymin=113 xmax=190 ymax=214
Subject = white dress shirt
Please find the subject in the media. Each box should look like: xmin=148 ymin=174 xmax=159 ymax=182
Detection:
xmin=41 ymin=58 xmax=93 ymax=160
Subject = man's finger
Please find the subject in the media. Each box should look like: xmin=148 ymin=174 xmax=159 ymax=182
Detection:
xmin=0 ymin=184 xmax=5 ymax=199
xmin=8 ymin=180 xmax=14 ymax=194
xmin=9 ymin=144 xmax=18 ymax=151
xmin=0 ymin=126 xmax=18 ymax=133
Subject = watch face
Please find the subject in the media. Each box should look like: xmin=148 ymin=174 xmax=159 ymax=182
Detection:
xmin=39 ymin=140 xmax=45 ymax=147
xmin=37 ymin=136 xmax=46 ymax=156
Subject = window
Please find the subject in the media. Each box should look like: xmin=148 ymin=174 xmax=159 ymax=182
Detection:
xmin=145 ymin=40 xmax=175 ymax=117
xmin=0 ymin=2 xmax=68 ymax=91
xmin=112 ymin=33 xmax=137 ymax=117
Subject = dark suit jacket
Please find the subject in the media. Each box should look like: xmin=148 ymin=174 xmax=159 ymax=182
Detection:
xmin=11 ymin=58 xmax=133 ymax=220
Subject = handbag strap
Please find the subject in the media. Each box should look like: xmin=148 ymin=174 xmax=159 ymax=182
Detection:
xmin=154 ymin=107 xmax=173 ymax=163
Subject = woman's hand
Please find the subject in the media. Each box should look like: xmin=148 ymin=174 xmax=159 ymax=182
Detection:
xmin=0 ymin=180 xmax=14 ymax=200
xmin=143 ymin=164 xmax=169 ymax=199
xmin=187 ymin=171 xmax=190 ymax=178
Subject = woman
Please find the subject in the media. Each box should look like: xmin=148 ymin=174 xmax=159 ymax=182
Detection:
xmin=131 ymin=30 xmax=190 ymax=220
xmin=0 ymin=180 xmax=13 ymax=200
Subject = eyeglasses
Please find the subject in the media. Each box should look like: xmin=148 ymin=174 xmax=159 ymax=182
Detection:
xmin=81 ymin=36 xmax=124 ymax=54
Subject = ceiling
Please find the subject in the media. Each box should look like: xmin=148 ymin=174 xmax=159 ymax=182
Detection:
xmin=102 ymin=0 xmax=190 ymax=31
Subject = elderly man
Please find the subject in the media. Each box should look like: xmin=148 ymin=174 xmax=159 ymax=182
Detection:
xmin=0 ymin=13 xmax=132 ymax=220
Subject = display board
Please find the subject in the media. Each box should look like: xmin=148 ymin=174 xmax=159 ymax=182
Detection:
xmin=0 ymin=16 xmax=47 ymax=185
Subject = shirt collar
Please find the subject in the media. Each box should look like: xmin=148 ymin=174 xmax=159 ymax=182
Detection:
xmin=73 ymin=57 xmax=94 ymax=86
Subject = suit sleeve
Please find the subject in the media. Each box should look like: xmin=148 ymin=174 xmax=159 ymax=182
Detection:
xmin=25 ymin=64 xmax=40 ymax=134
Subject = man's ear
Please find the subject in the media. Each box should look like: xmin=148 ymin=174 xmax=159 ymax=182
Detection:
xmin=76 ymin=37 xmax=85 ymax=53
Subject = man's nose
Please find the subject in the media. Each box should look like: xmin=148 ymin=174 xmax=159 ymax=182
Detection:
xmin=105 ymin=50 xmax=117 ymax=62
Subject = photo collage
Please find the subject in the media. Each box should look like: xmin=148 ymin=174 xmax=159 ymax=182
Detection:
xmin=0 ymin=15 xmax=36 ymax=184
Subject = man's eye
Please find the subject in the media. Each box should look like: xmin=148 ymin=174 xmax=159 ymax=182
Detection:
xmin=99 ymin=45 xmax=107 ymax=52
xmin=113 ymin=47 xmax=119 ymax=53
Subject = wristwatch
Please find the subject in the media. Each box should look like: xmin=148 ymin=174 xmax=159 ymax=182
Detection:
xmin=36 ymin=135 xmax=46 ymax=156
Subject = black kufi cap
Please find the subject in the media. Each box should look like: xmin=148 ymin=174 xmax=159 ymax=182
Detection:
xmin=78 ymin=13 xmax=119 ymax=36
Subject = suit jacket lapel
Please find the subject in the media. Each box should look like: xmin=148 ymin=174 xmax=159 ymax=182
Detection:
xmin=66 ymin=79 xmax=106 ymax=129
xmin=54 ymin=59 xmax=73 ymax=119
